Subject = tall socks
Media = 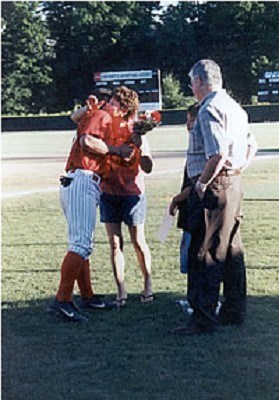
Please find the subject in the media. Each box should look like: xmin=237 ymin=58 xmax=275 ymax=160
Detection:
xmin=77 ymin=259 xmax=94 ymax=299
xmin=56 ymin=251 xmax=85 ymax=302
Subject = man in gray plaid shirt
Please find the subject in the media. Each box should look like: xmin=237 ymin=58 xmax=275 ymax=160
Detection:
xmin=171 ymin=59 xmax=257 ymax=335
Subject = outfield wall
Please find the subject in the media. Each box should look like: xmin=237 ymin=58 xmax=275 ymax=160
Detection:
xmin=2 ymin=104 xmax=279 ymax=132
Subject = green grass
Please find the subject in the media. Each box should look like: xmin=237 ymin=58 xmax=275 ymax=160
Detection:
xmin=2 ymin=122 xmax=279 ymax=155
xmin=1 ymin=130 xmax=74 ymax=156
xmin=242 ymin=158 xmax=279 ymax=199
xmin=2 ymin=159 xmax=279 ymax=400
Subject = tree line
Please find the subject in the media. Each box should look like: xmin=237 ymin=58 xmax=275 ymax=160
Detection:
xmin=2 ymin=1 xmax=279 ymax=115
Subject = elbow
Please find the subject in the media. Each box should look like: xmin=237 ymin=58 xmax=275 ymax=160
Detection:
xmin=216 ymin=152 xmax=228 ymax=166
xmin=209 ymin=153 xmax=226 ymax=162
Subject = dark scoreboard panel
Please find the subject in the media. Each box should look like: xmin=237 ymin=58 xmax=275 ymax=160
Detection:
xmin=258 ymin=71 xmax=279 ymax=103
xmin=93 ymin=69 xmax=162 ymax=111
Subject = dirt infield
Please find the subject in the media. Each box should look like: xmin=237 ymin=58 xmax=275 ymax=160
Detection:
xmin=2 ymin=125 xmax=279 ymax=198
xmin=2 ymin=152 xmax=186 ymax=196
xmin=3 ymin=151 xmax=279 ymax=198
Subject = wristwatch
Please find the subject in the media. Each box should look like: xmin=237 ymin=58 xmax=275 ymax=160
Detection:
xmin=195 ymin=179 xmax=207 ymax=193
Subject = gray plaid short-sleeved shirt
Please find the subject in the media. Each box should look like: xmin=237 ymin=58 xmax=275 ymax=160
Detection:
xmin=187 ymin=89 xmax=252 ymax=178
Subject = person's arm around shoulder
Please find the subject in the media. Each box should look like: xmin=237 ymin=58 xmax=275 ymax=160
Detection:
xmin=78 ymin=110 xmax=134 ymax=158
xmin=80 ymin=135 xmax=135 ymax=159
xmin=140 ymin=136 xmax=153 ymax=174
xmin=78 ymin=110 xmax=110 ymax=156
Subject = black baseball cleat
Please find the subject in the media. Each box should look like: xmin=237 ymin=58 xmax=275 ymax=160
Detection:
xmin=80 ymin=295 xmax=115 ymax=310
xmin=50 ymin=298 xmax=88 ymax=322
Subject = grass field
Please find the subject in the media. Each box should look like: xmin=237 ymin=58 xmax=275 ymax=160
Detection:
xmin=2 ymin=124 xmax=279 ymax=400
xmin=2 ymin=122 xmax=279 ymax=156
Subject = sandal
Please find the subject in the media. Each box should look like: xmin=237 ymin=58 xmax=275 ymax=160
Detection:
xmin=140 ymin=293 xmax=155 ymax=304
xmin=108 ymin=298 xmax=127 ymax=308
xmin=116 ymin=298 xmax=127 ymax=307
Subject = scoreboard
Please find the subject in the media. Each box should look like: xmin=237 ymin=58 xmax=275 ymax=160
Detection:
xmin=258 ymin=71 xmax=279 ymax=103
xmin=93 ymin=69 xmax=162 ymax=111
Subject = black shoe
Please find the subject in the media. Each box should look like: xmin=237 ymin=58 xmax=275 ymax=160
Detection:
xmin=219 ymin=313 xmax=244 ymax=326
xmin=218 ymin=306 xmax=244 ymax=325
xmin=80 ymin=295 xmax=115 ymax=310
xmin=169 ymin=314 xmax=216 ymax=335
xmin=50 ymin=298 xmax=88 ymax=322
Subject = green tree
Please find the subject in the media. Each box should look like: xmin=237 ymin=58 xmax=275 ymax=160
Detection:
xmin=3 ymin=1 xmax=278 ymax=114
xmin=192 ymin=1 xmax=279 ymax=103
xmin=155 ymin=2 xmax=197 ymax=94
xmin=156 ymin=1 xmax=279 ymax=103
xmin=2 ymin=1 xmax=53 ymax=114
xmin=162 ymin=74 xmax=188 ymax=109
xmin=42 ymin=1 xmax=160 ymax=110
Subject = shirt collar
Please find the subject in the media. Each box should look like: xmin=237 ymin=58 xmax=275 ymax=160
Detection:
xmin=199 ymin=88 xmax=226 ymax=107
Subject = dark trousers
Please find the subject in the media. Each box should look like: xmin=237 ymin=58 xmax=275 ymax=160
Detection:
xmin=187 ymin=175 xmax=246 ymax=324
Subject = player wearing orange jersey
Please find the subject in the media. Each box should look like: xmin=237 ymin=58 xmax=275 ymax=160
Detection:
xmin=50 ymin=96 xmax=134 ymax=322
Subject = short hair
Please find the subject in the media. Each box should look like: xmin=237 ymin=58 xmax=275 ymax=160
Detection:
xmin=91 ymin=88 xmax=112 ymax=109
xmin=93 ymin=88 xmax=112 ymax=103
xmin=189 ymin=59 xmax=222 ymax=88
xmin=112 ymin=86 xmax=139 ymax=119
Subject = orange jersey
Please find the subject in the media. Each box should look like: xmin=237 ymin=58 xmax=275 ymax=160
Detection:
xmin=65 ymin=109 xmax=111 ymax=178
xmin=100 ymin=105 xmax=143 ymax=195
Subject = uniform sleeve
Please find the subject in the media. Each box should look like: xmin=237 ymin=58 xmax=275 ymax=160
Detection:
xmin=78 ymin=112 xmax=112 ymax=140
xmin=199 ymin=107 xmax=231 ymax=159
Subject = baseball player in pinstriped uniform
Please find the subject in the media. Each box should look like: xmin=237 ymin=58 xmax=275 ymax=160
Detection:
xmin=51 ymin=96 xmax=134 ymax=322
xmin=72 ymin=87 xmax=154 ymax=309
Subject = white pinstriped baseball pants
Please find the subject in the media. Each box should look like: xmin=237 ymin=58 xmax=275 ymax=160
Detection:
xmin=60 ymin=169 xmax=100 ymax=260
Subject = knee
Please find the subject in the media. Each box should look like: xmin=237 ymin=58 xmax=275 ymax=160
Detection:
xmin=131 ymin=237 xmax=147 ymax=252
xmin=109 ymin=235 xmax=124 ymax=251
xmin=69 ymin=245 xmax=92 ymax=260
